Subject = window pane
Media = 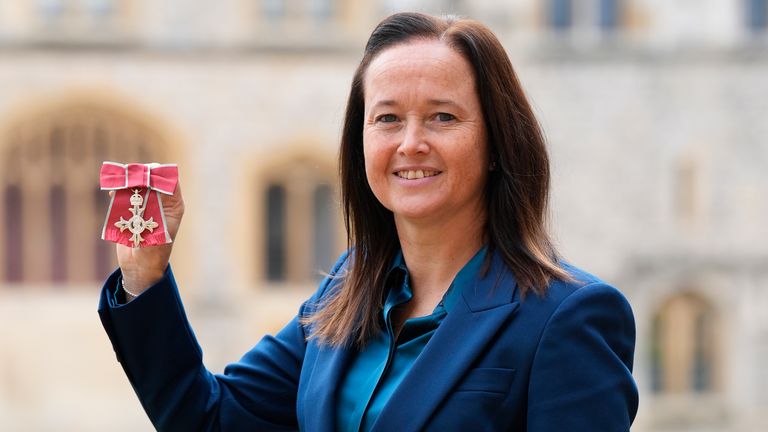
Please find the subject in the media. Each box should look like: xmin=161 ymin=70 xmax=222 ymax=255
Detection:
xmin=312 ymin=184 xmax=335 ymax=279
xmin=550 ymin=0 xmax=572 ymax=30
xmin=599 ymin=0 xmax=620 ymax=31
xmin=50 ymin=185 xmax=67 ymax=283
xmin=692 ymin=311 xmax=713 ymax=392
xmin=85 ymin=0 xmax=114 ymax=18
xmin=310 ymin=0 xmax=334 ymax=20
xmin=4 ymin=185 xmax=23 ymax=283
xmin=38 ymin=0 xmax=66 ymax=18
xmin=265 ymin=184 xmax=286 ymax=281
xmin=262 ymin=0 xmax=286 ymax=19
xmin=747 ymin=0 xmax=768 ymax=32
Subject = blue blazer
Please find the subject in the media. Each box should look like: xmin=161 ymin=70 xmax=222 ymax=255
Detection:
xmin=98 ymin=250 xmax=638 ymax=431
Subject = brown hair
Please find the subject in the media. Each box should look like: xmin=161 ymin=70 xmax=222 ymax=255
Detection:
xmin=305 ymin=12 xmax=571 ymax=348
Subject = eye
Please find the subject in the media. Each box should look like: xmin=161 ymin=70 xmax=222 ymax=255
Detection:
xmin=377 ymin=114 xmax=398 ymax=123
xmin=436 ymin=112 xmax=456 ymax=122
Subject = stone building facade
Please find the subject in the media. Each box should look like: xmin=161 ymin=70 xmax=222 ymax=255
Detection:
xmin=0 ymin=1 xmax=766 ymax=430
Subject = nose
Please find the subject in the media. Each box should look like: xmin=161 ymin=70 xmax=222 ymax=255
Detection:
xmin=398 ymin=121 xmax=430 ymax=156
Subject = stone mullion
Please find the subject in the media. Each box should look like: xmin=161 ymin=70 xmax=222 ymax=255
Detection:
xmin=286 ymin=176 xmax=313 ymax=283
xmin=65 ymin=125 xmax=94 ymax=285
xmin=22 ymin=139 xmax=52 ymax=285
xmin=0 ymin=144 xmax=14 ymax=282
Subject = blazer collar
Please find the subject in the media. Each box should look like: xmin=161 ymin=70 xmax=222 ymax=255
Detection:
xmin=372 ymin=250 xmax=520 ymax=431
xmin=302 ymin=251 xmax=519 ymax=432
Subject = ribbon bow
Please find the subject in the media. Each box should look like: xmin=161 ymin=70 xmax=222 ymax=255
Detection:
xmin=99 ymin=162 xmax=179 ymax=248
xmin=99 ymin=162 xmax=178 ymax=195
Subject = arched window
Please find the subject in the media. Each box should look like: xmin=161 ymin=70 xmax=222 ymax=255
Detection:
xmin=0 ymin=104 xmax=166 ymax=286
xmin=261 ymin=159 xmax=340 ymax=285
xmin=650 ymin=292 xmax=719 ymax=394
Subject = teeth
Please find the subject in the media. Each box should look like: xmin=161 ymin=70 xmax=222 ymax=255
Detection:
xmin=397 ymin=170 xmax=439 ymax=179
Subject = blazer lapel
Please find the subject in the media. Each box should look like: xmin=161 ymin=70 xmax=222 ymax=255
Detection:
xmin=371 ymin=252 xmax=520 ymax=431
xmin=301 ymin=336 xmax=354 ymax=431
xmin=299 ymin=318 xmax=353 ymax=432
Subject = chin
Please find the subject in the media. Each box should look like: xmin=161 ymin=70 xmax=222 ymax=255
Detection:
xmin=391 ymin=204 xmax=442 ymax=222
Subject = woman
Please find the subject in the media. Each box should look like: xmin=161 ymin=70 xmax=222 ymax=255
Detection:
xmin=99 ymin=12 xmax=638 ymax=431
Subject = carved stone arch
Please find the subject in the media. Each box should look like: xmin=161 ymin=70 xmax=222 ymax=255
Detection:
xmin=0 ymin=91 xmax=181 ymax=286
xmin=631 ymin=266 xmax=733 ymax=427
xmin=650 ymin=289 xmax=721 ymax=394
xmin=234 ymin=142 xmax=343 ymax=290
xmin=622 ymin=256 xmax=738 ymax=402
xmin=625 ymin=258 xmax=731 ymax=426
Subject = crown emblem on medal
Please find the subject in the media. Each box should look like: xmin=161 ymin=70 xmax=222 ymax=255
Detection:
xmin=115 ymin=189 xmax=159 ymax=247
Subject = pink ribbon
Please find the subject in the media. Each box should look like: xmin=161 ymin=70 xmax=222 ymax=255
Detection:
xmin=99 ymin=162 xmax=179 ymax=248
xmin=100 ymin=162 xmax=178 ymax=194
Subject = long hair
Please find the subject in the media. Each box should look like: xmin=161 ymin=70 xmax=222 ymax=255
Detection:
xmin=305 ymin=12 xmax=571 ymax=348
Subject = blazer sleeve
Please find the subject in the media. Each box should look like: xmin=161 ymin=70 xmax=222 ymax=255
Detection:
xmin=526 ymin=282 xmax=639 ymax=432
xmin=97 ymin=251 xmax=348 ymax=432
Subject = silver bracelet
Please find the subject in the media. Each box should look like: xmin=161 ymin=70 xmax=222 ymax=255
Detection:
xmin=121 ymin=277 xmax=141 ymax=298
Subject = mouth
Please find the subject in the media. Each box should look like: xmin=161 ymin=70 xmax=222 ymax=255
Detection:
xmin=394 ymin=169 xmax=441 ymax=180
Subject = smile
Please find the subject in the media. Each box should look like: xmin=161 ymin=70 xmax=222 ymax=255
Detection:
xmin=395 ymin=170 xmax=441 ymax=180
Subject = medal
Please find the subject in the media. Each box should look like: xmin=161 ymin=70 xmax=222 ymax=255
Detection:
xmin=115 ymin=188 xmax=160 ymax=247
xmin=99 ymin=162 xmax=178 ymax=248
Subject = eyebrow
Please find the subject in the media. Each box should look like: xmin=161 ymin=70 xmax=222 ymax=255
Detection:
xmin=427 ymin=99 xmax=460 ymax=107
xmin=369 ymin=99 xmax=461 ymax=110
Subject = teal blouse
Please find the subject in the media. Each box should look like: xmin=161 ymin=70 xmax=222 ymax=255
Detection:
xmin=336 ymin=247 xmax=487 ymax=432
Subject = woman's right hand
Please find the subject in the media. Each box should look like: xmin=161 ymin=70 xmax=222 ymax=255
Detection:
xmin=114 ymin=181 xmax=185 ymax=298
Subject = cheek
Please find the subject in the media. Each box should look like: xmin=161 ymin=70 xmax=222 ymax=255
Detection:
xmin=362 ymin=138 xmax=385 ymax=194
xmin=457 ymin=138 xmax=489 ymax=187
xmin=363 ymin=137 xmax=388 ymax=174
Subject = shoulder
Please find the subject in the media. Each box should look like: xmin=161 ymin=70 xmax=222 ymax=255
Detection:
xmin=512 ymin=261 xmax=635 ymax=344
xmin=524 ymin=263 xmax=639 ymax=427
xmin=299 ymin=249 xmax=352 ymax=317
xmin=530 ymin=262 xmax=631 ymax=317
xmin=523 ymin=261 xmax=636 ymax=370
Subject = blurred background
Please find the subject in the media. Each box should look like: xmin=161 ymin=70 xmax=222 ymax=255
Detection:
xmin=0 ymin=0 xmax=765 ymax=431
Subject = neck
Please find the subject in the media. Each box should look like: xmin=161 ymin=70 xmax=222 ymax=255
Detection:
xmin=394 ymin=207 xmax=486 ymax=302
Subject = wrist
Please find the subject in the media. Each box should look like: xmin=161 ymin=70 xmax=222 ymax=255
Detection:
xmin=121 ymin=277 xmax=140 ymax=299
xmin=121 ymin=268 xmax=165 ymax=297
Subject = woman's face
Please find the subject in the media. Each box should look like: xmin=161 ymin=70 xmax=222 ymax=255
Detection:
xmin=362 ymin=39 xmax=488 ymax=226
